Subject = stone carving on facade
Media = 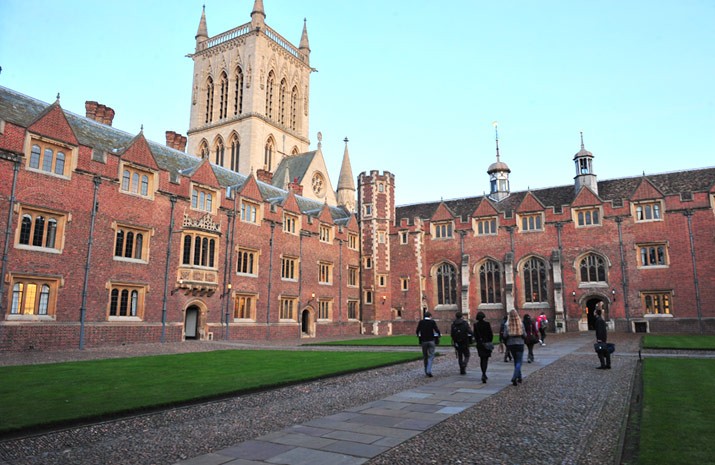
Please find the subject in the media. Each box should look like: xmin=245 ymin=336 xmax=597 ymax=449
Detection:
xmin=183 ymin=212 xmax=221 ymax=233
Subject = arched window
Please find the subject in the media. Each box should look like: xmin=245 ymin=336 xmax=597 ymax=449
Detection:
xmin=219 ymin=72 xmax=228 ymax=119
xmin=199 ymin=140 xmax=209 ymax=159
xmin=32 ymin=215 xmax=45 ymax=247
xmin=264 ymin=137 xmax=274 ymax=171
xmin=214 ymin=137 xmax=224 ymax=166
xmin=205 ymin=76 xmax=214 ymax=123
xmin=265 ymin=71 xmax=275 ymax=119
xmin=182 ymin=236 xmax=192 ymax=264
xmin=230 ymin=134 xmax=240 ymax=171
xmin=290 ymin=86 xmax=299 ymax=130
xmin=479 ymin=259 xmax=502 ymax=304
xmin=38 ymin=284 xmax=50 ymax=315
xmin=20 ymin=215 xmax=32 ymax=245
xmin=234 ymin=67 xmax=244 ymax=115
xmin=140 ymin=175 xmax=149 ymax=196
xmin=523 ymin=257 xmax=548 ymax=303
xmin=42 ymin=148 xmax=53 ymax=172
xmin=436 ymin=262 xmax=457 ymax=305
xmin=291 ymin=146 xmax=299 ymax=155
xmin=579 ymin=254 xmax=606 ymax=283
xmin=279 ymin=78 xmax=287 ymax=125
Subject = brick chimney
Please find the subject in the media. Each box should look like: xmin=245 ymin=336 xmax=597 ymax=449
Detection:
xmin=256 ymin=169 xmax=273 ymax=184
xmin=288 ymin=177 xmax=303 ymax=195
xmin=84 ymin=101 xmax=115 ymax=126
xmin=165 ymin=131 xmax=187 ymax=152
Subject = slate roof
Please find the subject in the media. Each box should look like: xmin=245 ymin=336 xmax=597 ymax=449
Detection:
xmin=272 ymin=151 xmax=316 ymax=188
xmin=0 ymin=86 xmax=353 ymax=224
xmin=396 ymin=168 xmax=715 ymax=225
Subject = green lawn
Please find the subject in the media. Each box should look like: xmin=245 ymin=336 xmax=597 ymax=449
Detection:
xmin=643 ymin=334 xmax=715 ymax=350
xmin=638 ymin=358 xmax=715 ymax=464
xmin=0 ymin=349 xmax=421 ymax=434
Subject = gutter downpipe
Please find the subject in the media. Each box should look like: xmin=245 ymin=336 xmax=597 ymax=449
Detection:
xmin=266 ymin=221 xmax=276 ymax=339
xmin=160 ymin=195 xmax=177 ymax=343
xmin=79 ymin=176 xmax=102 ymax=349
xmin=0 ymin=156 xmax=21 ymax=319
xmin=224 ymin=193 xmax=238 ymax=340
xmin=684 ymin=210 xmax=703 ymax=333
xmin=615 ymin=216 xmax=631 ymax=331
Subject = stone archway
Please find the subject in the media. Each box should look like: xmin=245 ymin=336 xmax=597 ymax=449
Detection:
xmin=184 ymin=305 xmax=200 ymax=340
xmin=301 ymin=307 xmax=315 ymax=338
xmin=578 ymin=296 xmax=608 ymax=331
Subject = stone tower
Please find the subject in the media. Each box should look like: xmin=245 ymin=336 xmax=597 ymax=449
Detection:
xmin=358 ymin=170 xmax=395 ymax=334
xmin=186 ymin=1 xmax=312 ymax=175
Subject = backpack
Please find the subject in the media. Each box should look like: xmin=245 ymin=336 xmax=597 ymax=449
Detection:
xmin=451 ymin=320 xmax=471 ymax=344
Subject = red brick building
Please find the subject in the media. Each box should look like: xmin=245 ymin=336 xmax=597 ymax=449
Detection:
xmin=0 ymin=87 xmax=361 ymax=350
xmin=358 ymin=138 xmax=715 ymax=336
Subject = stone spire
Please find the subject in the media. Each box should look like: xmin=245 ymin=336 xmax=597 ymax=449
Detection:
xmin=251 ymin=0 xmax=266 ymax=30
xmin=299 ymin=18 xmax=311 ymax=56
xmin=195 ymin=5 xmax=208 ymax=48
xmin=336 ymin=137 xmax=356 ymax=212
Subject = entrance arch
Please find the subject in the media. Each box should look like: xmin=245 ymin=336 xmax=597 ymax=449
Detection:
xmin=185 ymin=305 xmax=200 ymax=340
xmin=301 ymin=307 xmax=315 ymax=338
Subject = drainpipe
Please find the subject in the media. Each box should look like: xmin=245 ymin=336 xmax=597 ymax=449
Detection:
xmin=338 ymin=238 xmax=343 ymax=335
xmin=221 ymin=209 xmax=235 ymax=340
xmin=224 ymin=194 xmax=238 ymax=340
xmin=79 ymin=176 xmax=102 ymax=349
xmin=684 ymin=210 xmax=703 ymax=333
xmin=615 ymin=216 xmax=631 ymax=330
xmin=298 ymin=229 xmax=305 ymax=338
xmin=266 ymin=221 xmax=276 ymax=338
xmin=356 ymin=176 xmax=363 ymax=323
xmin=0 ymin=155 xmax=21 ymax=319
xmin=160 ymin=195 xmax=177 ymax=343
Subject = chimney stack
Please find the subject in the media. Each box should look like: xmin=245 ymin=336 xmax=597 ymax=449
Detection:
xmin=288 ymin=177 xmax=303 ymax=195
xmin=256 ymin=169 xmax=273 ymax=184
xmin=84 ymin=101 xmax=115 ymax=126
xmin=165 ymin=131 xmax=187 ymax=152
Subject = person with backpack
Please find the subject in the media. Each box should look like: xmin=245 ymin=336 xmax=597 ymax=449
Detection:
xmin=523 ymin=314 xmax=539 ymax=363
xmin=473 ymin=311 xmax=494 ymax=383
xmin=450 ymin=311 xmax=473 ymax=375
xmin=416 ymin=311 xmax=441 ymax=377
xmin=499 ymin=315 xmax=512 ymax=363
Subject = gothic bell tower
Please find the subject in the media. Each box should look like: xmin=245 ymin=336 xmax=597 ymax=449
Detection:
xmin=186 ymin=1 xmax=313 ymax=175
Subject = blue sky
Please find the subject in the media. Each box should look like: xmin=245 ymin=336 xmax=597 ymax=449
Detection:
xmin=1 ymin=1 xmax=713 ymax=206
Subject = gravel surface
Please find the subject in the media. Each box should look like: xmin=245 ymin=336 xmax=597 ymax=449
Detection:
xmin=368 ymin=336 xmax=639 ymax=465
xmin=0 ymin=334 xmax=641 ymax=465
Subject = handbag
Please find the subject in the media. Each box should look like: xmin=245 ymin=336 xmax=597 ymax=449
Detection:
xmin=594 ymin=342 xmax=607 ymax=353
xmin=482 ymin=342 xmax=495 ymax=352
xmin=607 ymin=343 xmax=615 ymax=354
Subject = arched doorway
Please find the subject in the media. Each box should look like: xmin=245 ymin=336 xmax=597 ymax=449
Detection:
xmin=301 ymin=307 xmax=314 ymax=338
xmin=185 ymin=305 xmax=200 ymax=340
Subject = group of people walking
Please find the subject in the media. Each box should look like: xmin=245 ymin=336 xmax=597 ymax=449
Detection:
xmin=416 ymin=309 xmax=549 ymax=386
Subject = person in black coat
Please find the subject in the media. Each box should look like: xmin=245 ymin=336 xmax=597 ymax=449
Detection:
xmin=450 ymin=311 xmax=473 ymax=375
xmin=473 ymin=311 xmax=494 ymax=383
xmin=416 ymin=311 xmax=441 ymax=377
xmin=595 ymin=304 xmax=611 ymax=369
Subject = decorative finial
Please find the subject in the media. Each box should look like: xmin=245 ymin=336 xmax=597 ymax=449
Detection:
xmin=493 ymin=121 xmax=500 ymax=161
xmin=580 ymin=131 xmax=585 ymax=149
xmin=317 ymin=131 xmax=322 ymax=149
xmin=344 ymin=137 xmax=349 ymax=144
xmin=140 ymin=124 xmax=144 ymax=133
xmin=56 ymin=92 xmax=60 ymax=102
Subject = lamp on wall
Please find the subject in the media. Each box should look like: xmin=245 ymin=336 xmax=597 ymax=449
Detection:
xmin=221 ymin=283 xmax=232 ymax=298
xmin=306 ymin=292 xmax=316 ymax=305
xmin=381 ymin=295 xmax=387 ymax=305
xmin=572 ymin=291 xmax=577 ymax=302
xmin=612 ymin=288 xmax=616 ymax=302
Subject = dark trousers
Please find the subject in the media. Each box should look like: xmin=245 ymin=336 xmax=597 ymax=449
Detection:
xmin=454 ymin=343 xmax=470 ymax=372
xmin=598 ymin=349 xmax=611 ymax=368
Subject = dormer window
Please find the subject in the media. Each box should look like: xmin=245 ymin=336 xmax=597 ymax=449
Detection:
xmin=574 ymin=207 xmax=601 ymax=227
xmin=191 ymin=184 xmax=217 ymax=214
xmin=474 ymin=216 xmax=497 ymax=236
xmin=432 ymin=221 xmax=453 ymax=239
xmin=634 ymin=201 xmax=663 ymax=222
xmin=121 ymin=163 xmax=156 ymax=199
xmin=518 ymin=213 xmax=543 ymax=232
xmin=27 ymin=136 xmax=75 ymax=178
xmin=240 ymin=199 xmax=260 ymax=224
xmin=319 ymin=224 xmax=333 ymax=243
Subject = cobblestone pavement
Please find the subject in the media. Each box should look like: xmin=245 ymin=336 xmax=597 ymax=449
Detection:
xmin=0 ymin=333 xmax=642 ymax=465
